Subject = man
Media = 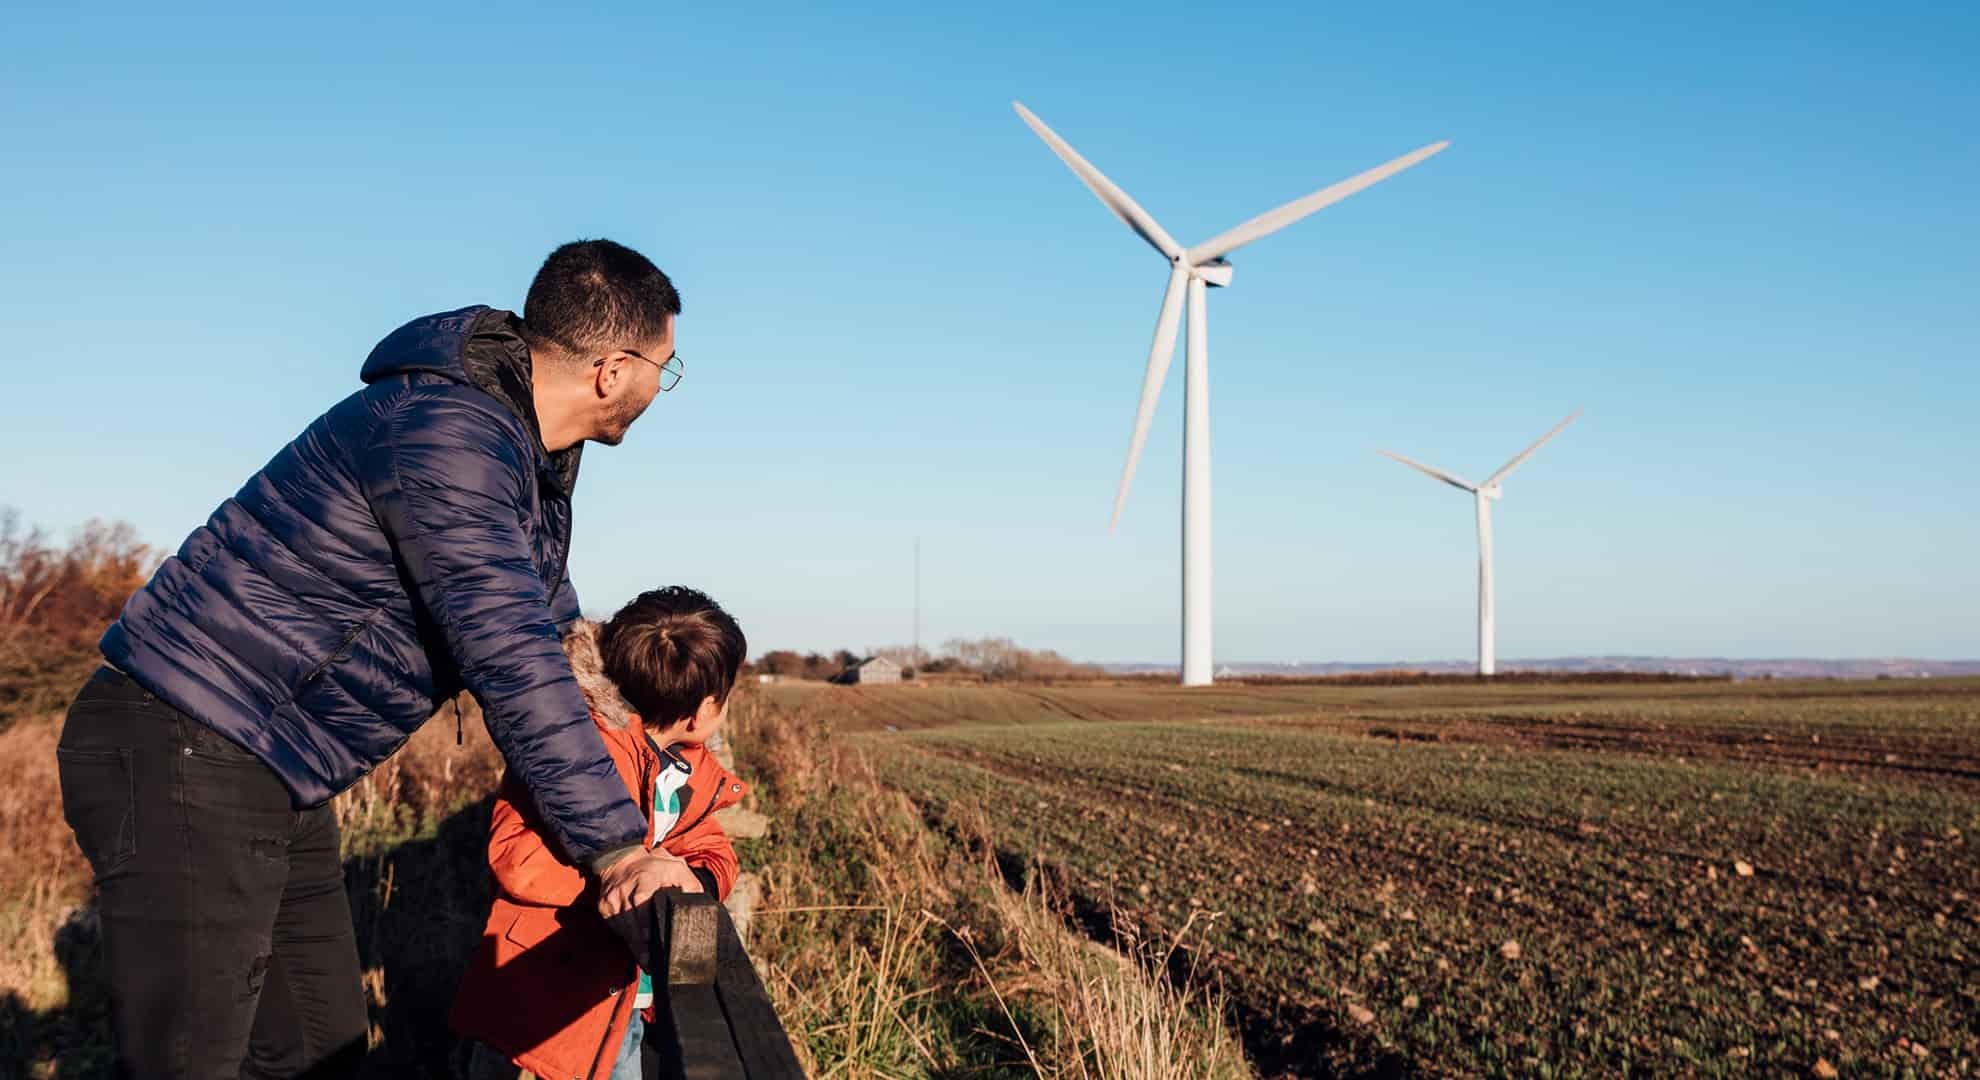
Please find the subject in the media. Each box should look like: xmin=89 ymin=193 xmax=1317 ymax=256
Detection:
xmin=55 ymin=239 xmax=700 ymax=1078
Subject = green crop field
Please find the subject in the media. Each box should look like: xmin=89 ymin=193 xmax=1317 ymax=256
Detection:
xmin=771 ymin=678 xmax=1980 ymax=1077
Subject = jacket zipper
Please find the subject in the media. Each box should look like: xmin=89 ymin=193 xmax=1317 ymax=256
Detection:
xmin=638 ymin=739 xmax=656 ymax=825
xmin=643 ymin=734 xmax=737 ymax=842
xmin=674 ymin=787 xmax=727 ymax=840
xmin=542 ymin=480 xmax=573 ymax=611
xmin=299 ymin=620 xmax=370 ymax=688
xmin=678 ymin=765 xmax=739 ymax=840
xmin=583 ymin=980 xmax=634 ymax=1080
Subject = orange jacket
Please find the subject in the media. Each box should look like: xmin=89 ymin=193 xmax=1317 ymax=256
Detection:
xmin=449 ymin=623 xmax=748 ymax=1080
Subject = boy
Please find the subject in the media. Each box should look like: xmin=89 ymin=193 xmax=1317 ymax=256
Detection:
xmin=451 ymin=587 xmax=750 ymax=1080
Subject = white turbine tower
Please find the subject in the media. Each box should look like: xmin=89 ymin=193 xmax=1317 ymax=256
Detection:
xmin=1378 ymin=409 xmax=1582 ymax=676
xmin=1014 ymin=102 xmax=1448 ymax=686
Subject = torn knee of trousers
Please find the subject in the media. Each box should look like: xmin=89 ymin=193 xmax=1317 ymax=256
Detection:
xmin=247 ymin=953 xmax=270 ymax=995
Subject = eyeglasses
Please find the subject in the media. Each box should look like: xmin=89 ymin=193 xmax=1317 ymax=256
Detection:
xmin=604 ymin=349 xmax=684 ymax=392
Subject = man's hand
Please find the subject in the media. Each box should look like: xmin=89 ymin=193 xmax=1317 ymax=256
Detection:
xmin=596 ymin=848 xmax=705 ymax=918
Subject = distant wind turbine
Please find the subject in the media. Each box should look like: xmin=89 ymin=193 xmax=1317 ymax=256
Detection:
xmin=1379 ymin=410 xmax=1582 ymax=676
xmin=1014 ymin=101 xmax=1449 ymax=686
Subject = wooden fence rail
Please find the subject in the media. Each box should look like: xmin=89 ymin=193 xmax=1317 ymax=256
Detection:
xmin=638 ymin=889 xmax=804 ymax=1080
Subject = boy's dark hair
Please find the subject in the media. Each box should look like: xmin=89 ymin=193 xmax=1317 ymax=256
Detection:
xmin=599 ymin=587 xmax=746 ymax=725
xmin=523 ymin=239 xmax=682 ymax=358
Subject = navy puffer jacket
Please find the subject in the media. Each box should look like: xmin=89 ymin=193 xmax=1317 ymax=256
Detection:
xmin=102 ymin=306 xmax=646 ymax=863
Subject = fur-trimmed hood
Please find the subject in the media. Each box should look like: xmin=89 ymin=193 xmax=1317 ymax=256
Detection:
xmin=562 ymin=618 xmax=637 ymax=729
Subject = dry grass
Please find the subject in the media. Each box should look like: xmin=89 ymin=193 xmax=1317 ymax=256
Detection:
xmin=333 ymin=697 xmax=504 ymax=858
xmin=984 ymin=884 xmax=1249 ymax=1080
xmin=729 ymin=689 xmax=1253 ymax=1079
xmin=0 ymin=710 xmax=93 ymax=1012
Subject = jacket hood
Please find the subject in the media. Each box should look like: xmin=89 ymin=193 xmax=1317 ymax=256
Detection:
xmin=360 ymin=306 xmax=582 ymax=495
xmin=563 ymin=620 xmax=733 ymax=767
xmin=563 ymin=619 xmax=637 ymax=729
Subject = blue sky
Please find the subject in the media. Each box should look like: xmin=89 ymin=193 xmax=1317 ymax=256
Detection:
xmin=3 ymin=2 xmax=1976 ymax=662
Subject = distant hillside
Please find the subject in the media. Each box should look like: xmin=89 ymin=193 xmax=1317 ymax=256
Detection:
xmin=1103 ymin=657 xmax=1980 ymax=679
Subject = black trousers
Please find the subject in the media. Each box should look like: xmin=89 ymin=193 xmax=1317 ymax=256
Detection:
xmin=56 ymin=667 xmax=368 ymax=1079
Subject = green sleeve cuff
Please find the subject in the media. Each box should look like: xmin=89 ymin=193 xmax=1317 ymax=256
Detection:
xmin=587 ymin=842 xmax=646 ymax=876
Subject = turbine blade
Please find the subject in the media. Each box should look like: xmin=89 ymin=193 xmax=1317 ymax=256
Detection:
xmin=1377 ymin=448 xmax=1476 ymax=492
xmin=1185 ymin=141 xmax=1450 ymax=265
xmin=1486 ymin=408 xmax=1582 ymax=487
xmin=1111 ymin=267 xmax=1190 ymax=530
xmin=1013 ymin=102 xmax=1184 ymax=261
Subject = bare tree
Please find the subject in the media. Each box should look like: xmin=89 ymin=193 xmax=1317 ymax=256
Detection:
xmin=868 ymin=644 xmax=933 ymax=669
xmin=0 ymin=510 xmax=155 ymax=651
xmin=936 ymin=637 xmax=1100 ymax=682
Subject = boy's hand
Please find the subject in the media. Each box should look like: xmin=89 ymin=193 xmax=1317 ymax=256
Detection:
xmin=597 ymin=848 xmax=705 ymax=917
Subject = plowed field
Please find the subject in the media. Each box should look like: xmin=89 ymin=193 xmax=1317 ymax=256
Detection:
xmin=772 ymin=678 xmax=1980 ymax=1077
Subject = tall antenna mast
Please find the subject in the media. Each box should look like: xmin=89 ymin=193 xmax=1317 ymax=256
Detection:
xmin=913 ymin=536 xmax=921 ymax=660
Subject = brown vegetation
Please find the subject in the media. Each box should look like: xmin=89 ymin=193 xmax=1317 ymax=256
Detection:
xmin=752 ymin=648 xmax=862 ymax=681
xmin=0 ymin=711 xmax=94 ymax=1015
xmin=0 ymin=512 xmax=156 ymax=729
xmin=726 ymin=688 xmax=1249 ymax=1077
xmin=756 ymin=638 xmax=1105 ymax=684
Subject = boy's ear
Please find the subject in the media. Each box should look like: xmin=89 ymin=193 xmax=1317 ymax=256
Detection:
xmin=689 ymin=694 xmax=720 ymax=730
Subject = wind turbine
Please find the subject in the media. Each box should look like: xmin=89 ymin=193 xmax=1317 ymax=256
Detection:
xmin=1014 ymin=102 xmax=1448 ymax=686
xmin=1378 ymin=409 xmax=1582 ymax=676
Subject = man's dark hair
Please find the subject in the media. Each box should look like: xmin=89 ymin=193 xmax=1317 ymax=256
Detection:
xmin=523 ymin=239 xmax=681 ymax=358
xmin=599 ymin=586 xmax=747 ymax=725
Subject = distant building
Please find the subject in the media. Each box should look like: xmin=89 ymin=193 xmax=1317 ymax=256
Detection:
xmin=836 ymin=656 xmax=903 ymax=685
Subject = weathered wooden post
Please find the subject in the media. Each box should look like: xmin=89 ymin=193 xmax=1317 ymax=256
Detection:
xmin=643 ymin=889 xmax=804 ymax=1080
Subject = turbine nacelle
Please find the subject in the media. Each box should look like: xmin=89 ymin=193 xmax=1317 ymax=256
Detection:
xmin=1480 ymin=485 xmax=1503 ymax=501
xmin=1190 ymin=259 xmax=1233 ymax=287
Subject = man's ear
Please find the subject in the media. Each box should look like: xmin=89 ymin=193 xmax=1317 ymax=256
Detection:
xmin=590 ymin=355 xmax=622 ymax=401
